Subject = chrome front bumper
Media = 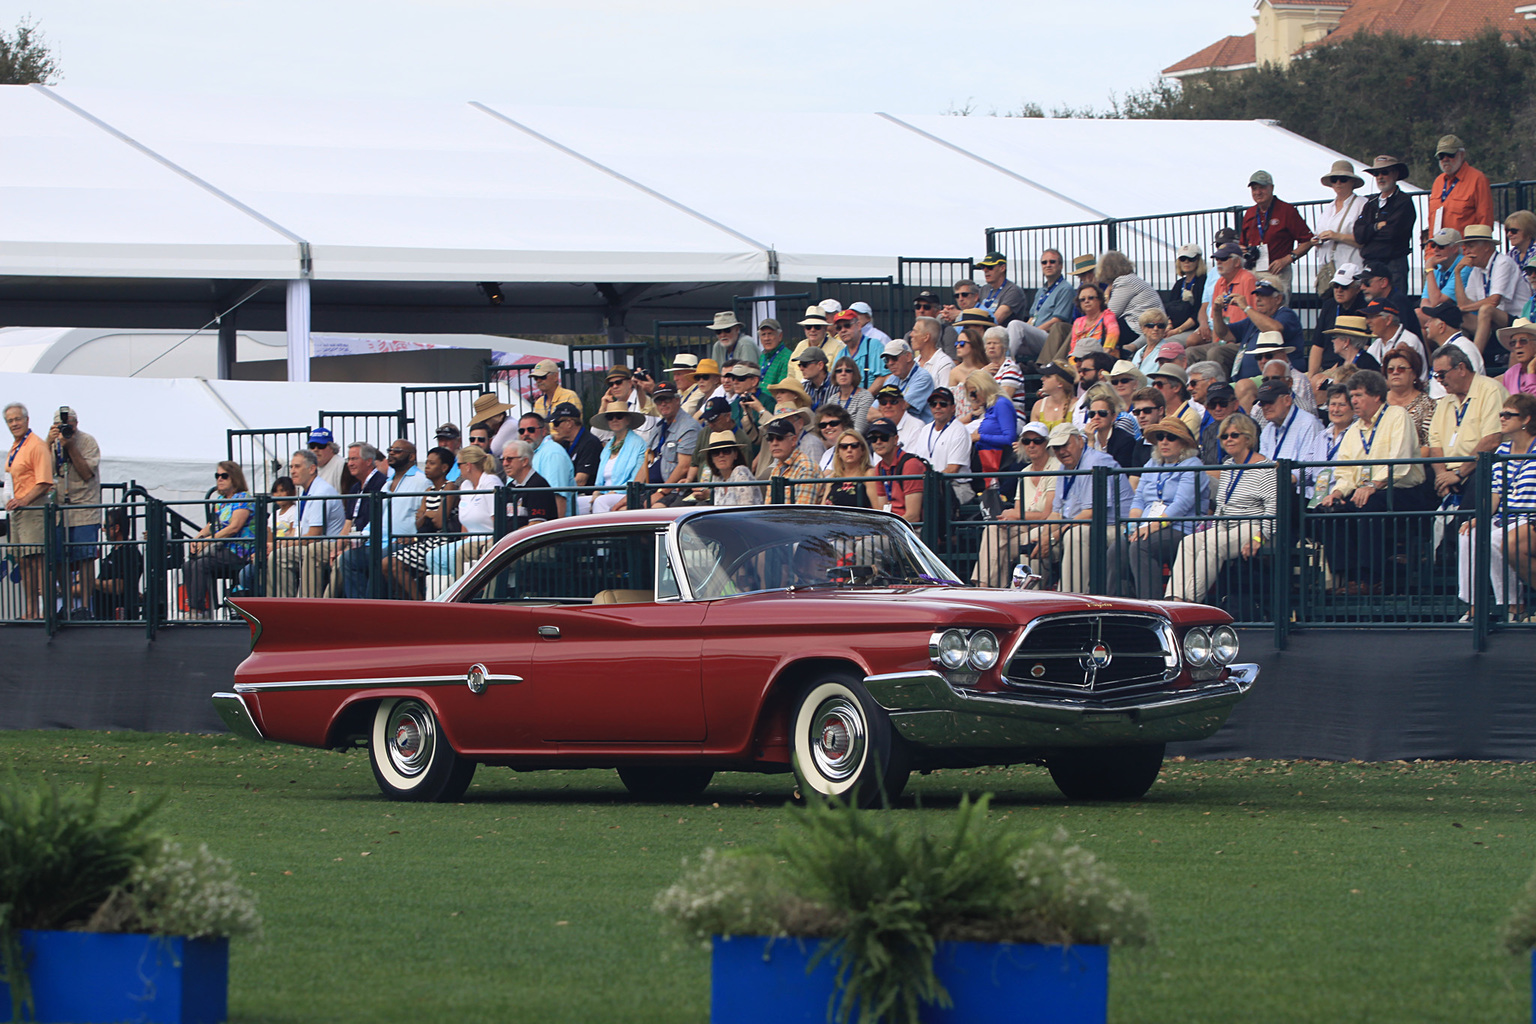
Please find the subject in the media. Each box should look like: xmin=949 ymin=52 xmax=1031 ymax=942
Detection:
xmin=211 ymin=692 xmax=267 ymax=742
xmin=863 ymin=664 xmax=1258 ymax=749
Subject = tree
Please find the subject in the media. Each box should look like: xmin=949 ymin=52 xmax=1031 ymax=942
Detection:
xmin=1114 ymin=28 xmax=1536 ymax=184
xmin=1 ymin=18 xmax=59 ymax=85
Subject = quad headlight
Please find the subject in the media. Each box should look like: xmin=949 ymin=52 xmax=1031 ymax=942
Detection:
xmin=930 ymin=628 xmax=1002 ymax=672
xmin=1211 ymin=625 xmax=1240 ymax=666
xmin=966 ymin=630 xmax=1000 ymax=671
xmin=1183 ymin=626 xmax=1211 ymax=668
xmin=936 ymin=629 xmax=969 ymax=670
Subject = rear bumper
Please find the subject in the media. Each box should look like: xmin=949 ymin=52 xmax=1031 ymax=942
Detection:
xmin=211 ymin=692 xmax=266 ymax=742
xmin=863 ymin=664 xmax=1258 ymax=749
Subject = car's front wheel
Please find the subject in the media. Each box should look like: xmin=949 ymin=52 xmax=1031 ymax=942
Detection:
xmin=791 ymin=674 xmax=909 ymax=808
xmin=616 ymin=766 xmax=714 ymax=801
xmin=1047 ymin=743 xmax=1166 ymax=801
xmin=369 ymin=698 xmax=476 ymax=802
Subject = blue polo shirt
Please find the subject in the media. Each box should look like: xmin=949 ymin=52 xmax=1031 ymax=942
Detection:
xmin=1233 ymin=306 xmax=1305 ymax=378
xmin=892 ymin=364 xmax=936 ymax=423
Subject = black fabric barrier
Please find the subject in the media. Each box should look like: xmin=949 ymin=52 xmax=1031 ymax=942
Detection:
xmin=4 ymin=625 xmax=1536 ymax=761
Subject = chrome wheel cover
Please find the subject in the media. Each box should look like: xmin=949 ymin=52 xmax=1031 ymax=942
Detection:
xmin=387 ymin=701 xmax=436 ymax=778
xmin=810 ymin=696 xmax=866 ymax=782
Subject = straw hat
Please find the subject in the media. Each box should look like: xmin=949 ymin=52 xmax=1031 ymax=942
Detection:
xmin=589 ymin=401 xmax=645 ymax=431
xmin=1320 ymin=159 xmax=1364 ymax=190
xmin=701 ymin=430 xmax=749 ymax=462
xmin=1325 ymin=316 xmax=1372 ymax=340
xmin=1144 ymin=416 xmax=1196 ymax=449
xmin=1496 ymin=317 xmax=1536 ymax=350
xmin=709 ymin=311 xmax=744 ymax=332
xmin=468 ymin=392 xmax=515 ymax=426
xmin=766 ymin=378 xmax=811 ymax=408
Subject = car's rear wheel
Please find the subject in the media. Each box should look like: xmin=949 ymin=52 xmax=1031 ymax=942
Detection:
xmin=1047 ymin=743 xmax=1166 ymax=801
xmin=616 ymin=766 xmax=714 ymax=801
xmin=369 ymin=698 xmax=476 ymax=802
xmin=791 ymin=674 xmax=909 ymax=808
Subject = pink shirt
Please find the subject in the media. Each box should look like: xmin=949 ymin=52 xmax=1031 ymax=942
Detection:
xmin=1503 ymin=363 xmax=1536 ymax=398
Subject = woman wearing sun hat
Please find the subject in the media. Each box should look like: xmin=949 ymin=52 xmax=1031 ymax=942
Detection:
xmin=694 ymin=431 xmax=763 ymax=506
xmin=1116 ymin=416 xmax=1209 ymax=599
xmin=1165 ymin=412 xmax=1277 ymax=604
xmin=583 ymin=401 xmax=647 ymax=514
xmin=1313 ymin=160 xmax=1366 ymax=292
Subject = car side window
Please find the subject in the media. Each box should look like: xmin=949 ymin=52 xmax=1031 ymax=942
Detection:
xmin=463 ymin=530 xmax=657 ymax=603
xmin=655 ymin=531 xmax=681 ymax=602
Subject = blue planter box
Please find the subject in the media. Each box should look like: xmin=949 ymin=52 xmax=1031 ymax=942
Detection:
xmin=711 ymin=934 xmax=1107 ymax=1024
xmin=0 ymin=931 xmax=228 ymax=1024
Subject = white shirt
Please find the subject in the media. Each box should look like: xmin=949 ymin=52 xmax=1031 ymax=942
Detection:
xmin=911 ymin=417 xmax=973 ymax=472
xmin=921 ymin=349 xmax=956 ymax=388
xmin=1427 ymin=332 xmax=1484 ymax=400
xmin=894 ymin=411 xmax=924 ymax=452
xmin=1366 ymin=325 xmax=1429 ymax=384
xmin=1463 ymin=252 xmax=1531 ymax=318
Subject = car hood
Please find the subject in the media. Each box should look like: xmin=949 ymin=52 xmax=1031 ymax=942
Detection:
xmin=756 ymin=586 xmax=1213 ymax=625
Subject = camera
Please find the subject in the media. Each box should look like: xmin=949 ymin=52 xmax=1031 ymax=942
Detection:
xmin=633 ymin=369 xmax=650 ymax=382
xmin=57 ymin=407 xmax=74 ymax=439
xmin=1241 ymin=245 xmax=1261 ymax=270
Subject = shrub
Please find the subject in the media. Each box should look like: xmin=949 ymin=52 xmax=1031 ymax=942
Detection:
xmin=1500 ymin=860 xmax=1536 ymax=955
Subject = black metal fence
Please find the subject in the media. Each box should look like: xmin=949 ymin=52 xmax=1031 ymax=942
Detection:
xmin=227 ymin=427 xmax=310 ymax=495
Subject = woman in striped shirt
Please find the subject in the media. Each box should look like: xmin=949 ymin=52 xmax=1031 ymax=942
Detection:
xmin=1166 ymin=412 xmax=1278 ymax=604
xmin=1457 ymin=392 xmax=1536 ymax=620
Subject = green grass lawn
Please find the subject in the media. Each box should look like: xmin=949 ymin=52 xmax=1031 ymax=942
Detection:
xmin=4 ymin=731 xmax=1534 ymax=1023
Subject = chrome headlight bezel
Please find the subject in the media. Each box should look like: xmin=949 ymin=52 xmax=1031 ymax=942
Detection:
xmin=966 ymin=630 xmax=1000 ymax=671
xmin=1210 ymin=625 xmax=1240 ymax=666
xmin=935 ymin=629 xmax=969 ymax=670
xmin=1183 ymin=626 xmax=1211 ymax=668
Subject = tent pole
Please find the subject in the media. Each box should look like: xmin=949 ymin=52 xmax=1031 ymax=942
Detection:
xmin=217 ymin=312 xmax=237 ymax=380
xmin=286 ymin=279 xmax=311 ymax=383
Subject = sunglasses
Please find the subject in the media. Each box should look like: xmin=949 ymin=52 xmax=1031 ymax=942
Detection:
xmin=1370 ymin=170 xmax=1395 ymax=177
xmin=1431 ymin=370 xmax=1450 ymax=380
xmin=1040 ymin=259 xmax=1060 ymax=265
xmin=468 ymin=437 xmax=489 ymax=445
xmin=1110 ymin=376 xmax=1137 ymax=386
xmin=307 ymin=443 xmax=327 ymax=450
xmin=517 ymin=427 xmax=539 ymax=435
xmin=605 ymin=413 xmax=631 ymax=421
xmin=877 ymin=397 xmax=902 ymax=405
xmin=1326 ymin=176 xmax=1352 ymax=184
xmin=214 ymin=472 xmax=230 ymax=480
xmin=954 ymin=292 xmax=974 ymax=299
xmin=929 ymin=400 xmax=953 ymax=408
xmin=1021 ymin=437 xmax=1047 ymax=445
xmin=837 ymin=442 xmax=862 ymax=450
xmin=1176 ymin=256 xmax=1195 ymax=262
xmin=1086 ymin=409 xmax=1113 ymax=419
xmin=1220 ymin=432 xmax=1247 ymax=440
xmin=530 ymin=372 xmax=551 ymax=380
xmin=1133 ymin=406 xmax=1161 ymax=416
xmin=914 ymin=302 xmax=937 ymax=310
xmin=834 ymin=367 xmax=856 ymax=373
xmin=955 ymin=340 xmax=969 ymax=347
xmin=881 ymin=355 xmax=901 ymax=362
xmin=819 ymin=422 xmax=842 ymax=431
xmin=1499 ymin=410 xmax=1522 ymax=419
xmin=1386 ymin=365 xmax=1412 ymax=373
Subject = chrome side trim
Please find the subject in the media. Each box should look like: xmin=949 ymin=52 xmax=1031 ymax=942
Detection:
xmin=211 ymin=692 xmax=266 ymax=741
xmin=233 ymin=673 xmax=522 ymax=693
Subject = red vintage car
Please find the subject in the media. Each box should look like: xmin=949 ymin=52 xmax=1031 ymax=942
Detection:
xmin=213 ymin=506 xmax=1256 ymax=805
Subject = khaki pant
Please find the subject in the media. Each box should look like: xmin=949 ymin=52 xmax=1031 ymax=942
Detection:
xmin=973 ymin=521 xmax=1060 ymax=588
xmin=267 ymin=541 xmax=335 ymax=598
xmin=1167 ymin=523 xmax=1257 ymax=604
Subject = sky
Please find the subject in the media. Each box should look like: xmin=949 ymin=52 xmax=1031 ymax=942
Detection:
xmin=3 ymin=0 xmax=1259 ymax=115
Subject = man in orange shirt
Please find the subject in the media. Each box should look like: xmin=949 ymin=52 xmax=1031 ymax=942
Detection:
xmin=1428 ymin=135 xmax=1493 ymax=238
xmin=5 ymin=402 xmax=55 ymax=620
xmin=1186 ymin=243 xmax=1258 ymax=371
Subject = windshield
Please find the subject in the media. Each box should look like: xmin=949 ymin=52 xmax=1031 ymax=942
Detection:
xmin=676 ymin=508 xmax=960 ymax=599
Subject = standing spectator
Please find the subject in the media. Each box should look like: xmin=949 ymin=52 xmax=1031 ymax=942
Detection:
xmin=91 ymin=508 xmax=143 ymax=621
xmin=1068 ymin=283 xmax=1120 ymax=356
xmin=976 ymin=252 xmax=1026 ymax=327
xmin=849 ymin=301 xmax=892 ymax=351
xmin=867 ymin=418 xmax=925 ymax=523
xmin=1162 ymin=246 xmax=1208 ymax=344
xmin=1015 ymin=249 xmax=1075 ymax=363
xmin=973 ymin=421 xmax=1060 ymax=587
xmin=549 ymin=402 xmax=601 ymax=494
xmin=708 ymin=311 xmax=759 ymax=366
xmin=756 ymin=318 xmax=791 ymax=387
xmin=499 ymin=440 xmax=558 ymax=529
xmin=183 ymin=461 xmax=254 ymax=618
xmin=1383 ymin=347 xmax=1435 ymax=452
xmin=822 ymin=430 xmax=883 ymax=509
xmin=638 ymin=384 xmax=701 ymax=508
xmin=307 ymin=428 xmax=347 ymax=493
xmin=1166 ymin=413 xmax=1278 ymax=604
xmin=1354 ymin=156 xmax=1417 ymax=297
xmin=1427 ymin=344 xmax=1508 ymax=511
xmin=695 ymin=432 xmax=763 ymax=506
xmin=788 ymin=307 xmax=844 ymax=381
xmin=269 ymin=449 xmax=344 ymax=598
xmin=1040 ymin=423 xmax=1134 ymax=595
xmin=763 ymin=418 xmax=822 ymax=506
xmin=877 ymin=341 xmax=936 ymax=423
xmin=1097 ymin=251 xmax=1165 ymax=347
xmin=1314 ymin=161 xmax=1366 ymax=286
xmin=584 ymin=403 xmax=646 ymax=515
xmin=824 ymin=355 xmax=875 ymax=433
xmin=528 ymin=359 xmax=581 ymax=420
xmin=517 ymin=413 xmax=576 ymax=518
xmin=5 ymin=402 xmax=53 ymax=620
xmin=1213 ymin=274 xmax=1304 ymax=379
xmin=46 ymin=406 xmax=101 ymax=617
xmin=1498 ymin=319 xmax=1536 ymax=397
xmin=910 ymin=317 xmax=954 ymax=389
xmin=1309 ymin=264 xmax=1369 ymax=374
xmin=1241 ymin=170 xmax=1315 ymax=291
xmin=1455 ymin=225 xmax=1532 ymax=357
xmin=1457 ymin=393 xmax=1536 ymax=620
xmin=1118 ymin=416 xmax=1207 ymax=599
xmin=835 ymin=309 xmax=884 ymax=388
xmin=1428 ymin=135 xmax=1493 ymax=238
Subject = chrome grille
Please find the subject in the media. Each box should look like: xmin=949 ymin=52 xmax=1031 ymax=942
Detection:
xmin=1003 ymin=613 xmax=1176 ymax=699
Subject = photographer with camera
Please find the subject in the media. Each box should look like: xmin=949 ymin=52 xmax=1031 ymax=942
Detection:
xmin=1241 ymin=170 xmax=1315 ymax=294
xmin=46 ymin=406 xmax=101 ymax=618
xmin=1186 ymin=243 xmax=1259 ymax=374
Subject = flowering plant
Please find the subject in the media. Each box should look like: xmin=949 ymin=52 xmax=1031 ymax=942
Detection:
xmin=656 ymin=794 xmax=1149 ymax=1024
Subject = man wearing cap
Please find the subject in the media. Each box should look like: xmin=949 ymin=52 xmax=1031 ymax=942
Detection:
xmin=549 ymin=402 xmax=602 ymax=493
xmin=1040 ymin=423 xmax=1134 ymax=595
xmin=1361 ymin=300 xmax=1428 ymax=383
xmin=788 ymin=306 xmax=846 ymax=383
xmin=433 ymin=422 xmax=464 ymax=483
xmin=529 ymin=359 xmax=580 ymax=421
xmin=306 ymin=427 xmax=346 ymax=492
xmin=909 ymin=317 xmax=954 ymax=388
xmin=1257 ymin=379 xmax=1323 ymax=497
xmin=1212 ymin=273 xmax=1304 ymax=380
xmin=637 ymin=384 xmax=702 ymax=508
xmin=872 ymin=384 xmax=925 ymax=451
xmin=1455 ymin=225 xmax=1532 ymax=356
xmin=977 ymin=253 xmax=1026 ymax=328
xmin=1420 ymin=301 xmax=1485 ymax=392
xmin=1241 ymin=170 xmax=1315 ymax=289
xmin=763 ymin=416 xmax=823 ymax=506
xmin=875 ymin=340 xmax=936 ymax=423
xmin=515 ymin=413 xmax=576 ymax=518
xmin=1189 ymin=242 xmax=1259 ymax=370
xmin=1353 ymin=155 xmax=1417 ymax=297
xmin=832 ymin=310 xmax=883 ymax=389
xmin=849 ymin=301 xmax=892 ymax=350
xmin=756 ymin=319 xmax=792 ymax=387
xmin=723 ymin=360 xmax=773 ymax=424
xmin=1428 ymin=135 xmax=1493 ymax=238
xmin=787 ymin=347 xmax=835 ymax=412
xmin=912 ymin=387 xmax=973 ymax=499
xmin=44 ymin=406 xmax=101 ymax=617
xmin=1308 ymin=263 xmax=1369 ymax=373
xmin=866 ymin=418 xmax=926 ymax=524
xmin=1427 ymin=344 xmax=1507 ymax=509
xmin=708 ymin=311 xmax=760 ymax=367
xmin=1359 ymin=260 xmax=1420 ymax=334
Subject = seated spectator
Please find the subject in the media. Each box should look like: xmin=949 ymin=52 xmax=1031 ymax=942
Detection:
xmin=1257 ymin=379 xmax=1324 ymax=497
xmin=981 ymin=327 xmax=1025 ymax=420
xmin=973 ymin=421 xmax=1060 ymax=587
xmin=518 ymin=413 xmax=576 ymax=518
xmin=951 ymin=323 xmax=993 ymax=389
xmin=1201 ymin=384 xmax=1243 ymax=453
xmin=339 ymin=439 xmax=430 ymax=599
xmin=1506 ymin=210 xmax=1536 ymax=270
xmin=692 ymin=432 xmax=763 ymax=506
xmin=386 ymin=446 xmax=460 ymax=599
xmin=1427 ymin=343 xmax=1508 ymax=513
xmin=763 ymin=417 xmax=823 ymax=505
xmin=788 ymin=307 xmax=844 ymax=382
xmin=183 ymin=460 xmax=255 ymax=618
xmin=549 ymin=402 xmax=601 ymax=503
xmin=1013 ymin=249 xmax=1075 ymax=364
xmin=529 ymin=359 xmax=582 ymax=420
xmin=822 ymin=430 xmax=883 ymax=509
xmin=1098 ymin=250 xmax=1165 ymax=347
xmin=1070 ymin=348 xmax=1117 ymax=425
xmin=236 ymin=475 xmax=296 ymax=597
xmin=90 ymin=508 xmax=143 ymax=621
xmin=635 ymin=384 xmax=701 ymax=509
xmin=1128 ymin=310 xmax=1179 ymax=375
xmin=583 ymin=404 xmax=647 ymax=515
xmin=1040 ymin=423 xmax=1133 ymax=594
xmin=1213 ymin=273 xmax=1303 ymax=380
xmin=268 ymin=450 xmax=344 ymax=599
xmin=1307 ymin=384 xmax=1357 ymax=504
xmin=708 ymin=311 xmax=760 ymax=367
xmin=1362 ymin=299 xmax=1429 ymax=384
xmin=1127 ymin=387 xmax=1168 ymax=473
xmin=910 ymin=316 xmax=955 ymax=386
xmin=1308 ymin=263 xmax=1369 ymax=373
xmin=1081 ymin=383 xmax=1137 ymax=467
xmin=914 ymin=387 xmax=974 ymax=505
xmin=1457 ymin=392 xmax=1536 ymax=620
xmin=867 ymin=418 xmax=926 ymax=523
xmin=1456 ymin=225 xmax=1531 ymax=357
xmin=1167 ymin=413 xmax=1278 ymax=603
xmin=693 ymin=396 xmax=756 ymax=478
xmin=1108 ymin=361 xmax=1148 ymax=426
xmin=1419 ymin=300 xmax=1485 ymax=397
xmin=1030 ymin=360 xmax=1076 ymax=431
xmin=1162 ymin=246 xmax=1207 ymax=343
xmin=1148 ymin=364 xmax=1217 ymax=464
xmin=434 ymin=444 xmax=500 ymax=579
xmin=871 ymin=384 xmax=924 ymax=452
xmin=1311 ymin=370 xmax=1430 ymax=594
xmin=1524 ymin=264 xmax=1536 ymax=321
xmin=1324 ymin=316 xmax=1383 ymax=385
xmin=876 ymin=340 xmax=936 ymax=424
xmin=824 ymin=355 xmax=875 ymax=433
xmin=967 ymin=371 xmax=1019 ymax=481
xmin=977 ymin=251 xmax=1026 ymax=326
xmin=1186 ymin=242 xmax=1259 ymax=370
xmin=500 ymin=440 xmax=558 ymax=528
xmin=1069 ymin=282 xmax=1120 ymax=356
xmin=1115 ymin=417 xmax=1207 ymax=599
xmin=670 ymin=353 xmax=705 ymax=417
xmin=1186 ymin=360 xmax=1227 ymax=411
xmin=835 ymin=309 xmax=884 ymax=388
xmin=785 ymin=345 xmax=834 ymax=412
xmin=813 ymin=406 xmax=855 ymax=471
xmin=1383 ymin=346 xmax=1434 ymax=452
xmin=1498 ymin=318 xmax=1536 ymax=397
xmin=757 ymin=318 xmax=792 ymax=387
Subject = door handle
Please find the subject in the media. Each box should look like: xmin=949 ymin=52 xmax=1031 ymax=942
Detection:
xmin=538 ymin=625 xmax=560 ymax=639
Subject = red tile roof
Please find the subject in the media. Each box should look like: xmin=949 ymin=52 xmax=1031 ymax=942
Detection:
xmin=1162 ymin=33 xmax=1258 ymax=76
xmin=1305 ymin=0 xmax=1529 ymax=47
